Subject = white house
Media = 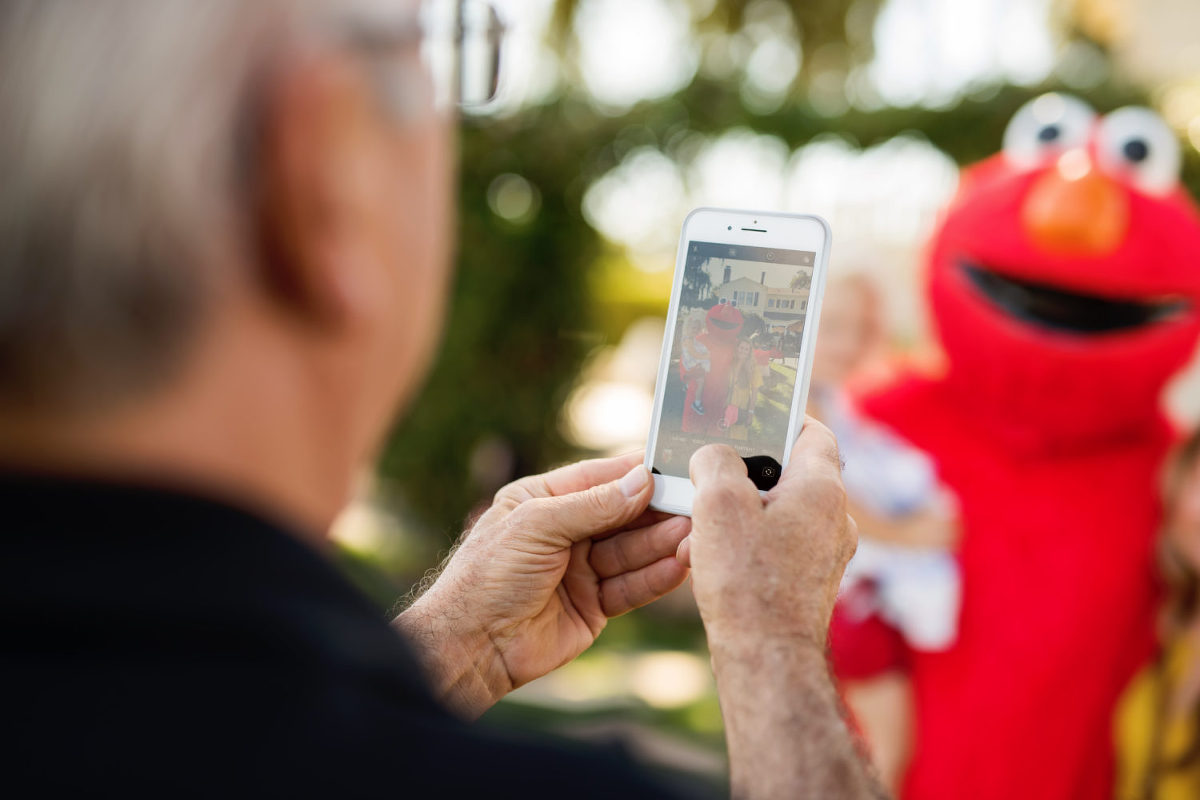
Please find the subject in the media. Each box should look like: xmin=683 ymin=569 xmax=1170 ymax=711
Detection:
xmin=714 ymin=271 xmax=810 ymax=333
xmin=714 ymin=277 xmax=766 ymax=316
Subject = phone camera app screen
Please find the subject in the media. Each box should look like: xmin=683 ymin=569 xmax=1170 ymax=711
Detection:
xmin=653 ymin=241 xmax=816 ymax=490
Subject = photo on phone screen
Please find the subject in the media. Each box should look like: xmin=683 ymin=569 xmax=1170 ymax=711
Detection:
xmin=651 ymin=240 xmax=816 ymax=489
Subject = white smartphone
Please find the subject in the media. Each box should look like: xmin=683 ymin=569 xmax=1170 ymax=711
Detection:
xmin=644 ymin=207 xmax=831 ymax=516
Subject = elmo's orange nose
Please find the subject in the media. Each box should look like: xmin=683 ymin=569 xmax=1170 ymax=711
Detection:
xmin=1021 ymin=150 xmax=1129 ymax=256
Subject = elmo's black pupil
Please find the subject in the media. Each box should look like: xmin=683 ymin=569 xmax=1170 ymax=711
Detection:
xmin=1123 ymin=138 xmax=1150 ymax=163
xmin=1038 ymin=125 xmax=1060 ymax=143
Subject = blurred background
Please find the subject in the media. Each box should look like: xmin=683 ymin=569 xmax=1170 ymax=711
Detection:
xmin=331 ymin=0 xmax=1200 ymax=790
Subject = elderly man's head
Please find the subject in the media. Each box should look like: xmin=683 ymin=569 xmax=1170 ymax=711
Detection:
xmin=0 ymin=0 xmax=454 ymax=528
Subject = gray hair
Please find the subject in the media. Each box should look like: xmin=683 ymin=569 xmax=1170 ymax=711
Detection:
xmin=0 ymin=0 xmax=351 ymax=412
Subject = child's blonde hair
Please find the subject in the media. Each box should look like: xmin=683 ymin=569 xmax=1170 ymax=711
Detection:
xmin=684 ymin=309 xmax=706 ymax=335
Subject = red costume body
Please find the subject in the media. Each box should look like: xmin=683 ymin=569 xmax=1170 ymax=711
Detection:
xmin=682 ymin=302 xmax=743 ymax=435
xmin=835 ymin=97 xmax=1200 ymax=798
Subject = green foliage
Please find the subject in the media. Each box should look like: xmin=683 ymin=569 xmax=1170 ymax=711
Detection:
xmin=378 ymin=109 xmax=604 ymax=540
xmin=552 ymin=0 xmax=885 ymax=88
xmin=680 ymin=260 xmax=714 ymax=309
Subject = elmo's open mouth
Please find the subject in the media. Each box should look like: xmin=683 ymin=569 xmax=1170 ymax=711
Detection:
xmin=961 ymin=261 xmax=1189 ymax=334
xmin=709 ymin=318 xmax=741 ymax=331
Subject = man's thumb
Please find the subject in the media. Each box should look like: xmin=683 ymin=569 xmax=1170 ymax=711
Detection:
xmin=517 ymin=464 xmax=652 ymax=546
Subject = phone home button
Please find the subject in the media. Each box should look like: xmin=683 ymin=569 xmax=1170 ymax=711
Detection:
xmin=742 ymin=456 xmax=782 ymax=491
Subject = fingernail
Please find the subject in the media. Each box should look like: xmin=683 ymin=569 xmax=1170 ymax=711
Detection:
xmin=675 ymin=536 xmax=691 ymax=568
xmin=619 ymin=465 xmax=649 ymax=498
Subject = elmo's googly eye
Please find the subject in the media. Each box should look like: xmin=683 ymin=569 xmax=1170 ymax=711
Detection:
xmin=1096 ymin=107 xmax=1180 ymax=197
xmin=1003 ymin=93 xmax=1096 ymax=170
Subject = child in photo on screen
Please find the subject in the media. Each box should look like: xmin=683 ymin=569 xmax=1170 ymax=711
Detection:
xmin=723 ymin=337 xmax=763 ymax=439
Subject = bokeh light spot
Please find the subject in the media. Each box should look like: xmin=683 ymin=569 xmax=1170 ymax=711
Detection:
xmin=487 ymin=173 xmax=541 ymax=224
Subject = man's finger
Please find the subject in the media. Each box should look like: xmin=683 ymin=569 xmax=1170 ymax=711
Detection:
xmin=599 ymin=556 xmax=690 ymax=617
xmin=766 ymin=416 xmax=847 ymax=520
xmin=509 ymin=464 xmax=654 ymax=548
xmin=768 ymin=417 xmax=842 ymax=495
xmin=589 ymin=515 xmax=691 ymax=578
xmin=535 ymin=452 xmax=643 ymax=497
xmin=676 ymin=535 xmax=691 ymax=568
xmin=689 ymin=443 xmax=751 ymax=487
xmin=689 ymin=444 xmax=761 ymax=524
xmin=600 ymin=508 xmax=676 ymax=538
xmin=493 ymin=452 xmax=643 ymax=511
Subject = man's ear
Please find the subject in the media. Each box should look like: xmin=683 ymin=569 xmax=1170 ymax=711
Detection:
xmin=253 ymin=48 xmax=385 ymax=332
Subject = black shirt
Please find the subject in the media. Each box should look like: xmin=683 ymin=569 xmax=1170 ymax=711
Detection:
xmin=1 ymin=474 xmax=685 ymax=797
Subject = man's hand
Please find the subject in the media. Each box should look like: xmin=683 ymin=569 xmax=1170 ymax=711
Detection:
xmin=681 ymin=417 xmax=857 ymax=648
xmin=681 ymin=419 xmax=885 ymax=800
xmin=395 ymin=453 xmax=691 ymax=718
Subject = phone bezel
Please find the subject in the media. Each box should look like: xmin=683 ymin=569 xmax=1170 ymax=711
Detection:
xmin=644 ymin=207 xmax=832 ymax=516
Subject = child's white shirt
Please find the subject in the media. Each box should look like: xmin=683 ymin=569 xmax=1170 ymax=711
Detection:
xmin=816 ymin=385 xmax=961 ymax=651
xmin=681 ymin=336 xmax=711 ymax=372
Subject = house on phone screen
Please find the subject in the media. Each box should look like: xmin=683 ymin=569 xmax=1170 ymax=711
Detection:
xmin=715 ymin=277 xmax=766 ymax=315
xmin=764 ymin=287 xmax=809 ymax=332
xmin=715 ymin=281 xmax=809 ymax=331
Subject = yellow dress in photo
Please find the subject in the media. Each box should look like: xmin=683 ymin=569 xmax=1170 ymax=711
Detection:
xmin=726 ymin=368 xmax=764 ymax=441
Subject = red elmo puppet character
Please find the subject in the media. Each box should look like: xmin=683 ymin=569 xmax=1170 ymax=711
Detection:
xmin=835 ymin=93 xmax=1200 ymax=799
xmin=683 ymin=300 xmax=743 ymax=435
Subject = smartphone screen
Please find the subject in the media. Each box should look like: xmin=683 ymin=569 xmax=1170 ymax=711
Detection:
xmin=651 ymin=240 xmax=816 ymax=491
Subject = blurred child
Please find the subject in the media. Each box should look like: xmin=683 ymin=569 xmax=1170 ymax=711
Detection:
xmin=680 ymin=311 xmax=710 ymax=415
xmin=1115 ymin=429 xmax=1200 ymax=800
xmin=809 ymin=274 xmax=961 ymax=793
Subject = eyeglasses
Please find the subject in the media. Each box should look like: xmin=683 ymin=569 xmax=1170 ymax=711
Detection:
xmin=343 ymin=0 xmax=506 ymax=111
